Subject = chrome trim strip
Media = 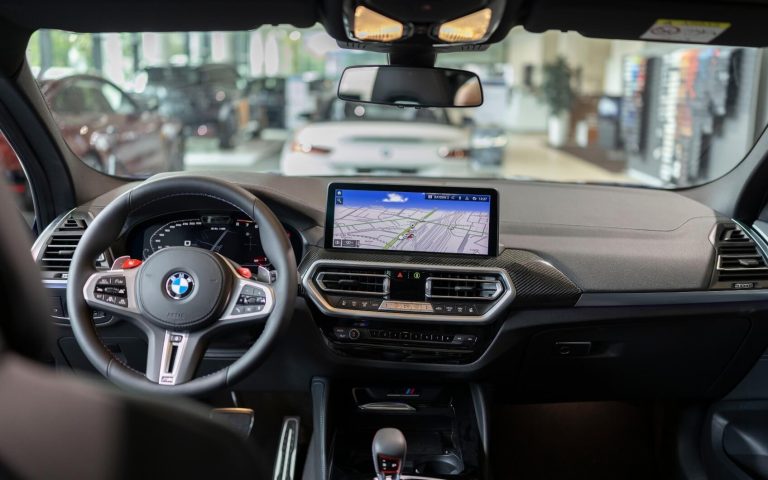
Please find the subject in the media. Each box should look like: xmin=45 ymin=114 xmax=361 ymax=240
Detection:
xmin=358 ymin=402 xmax=416 ymax=412
xmin=301 ymin=259 xmax=515 ymax=324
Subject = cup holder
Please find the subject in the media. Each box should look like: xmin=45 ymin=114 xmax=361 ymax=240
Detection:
xmin=413 ymin=453 xmax=464 ymax=476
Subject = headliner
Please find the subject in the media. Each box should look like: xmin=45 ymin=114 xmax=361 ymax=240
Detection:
xmin=1 ymin=0 xmax=768 ymax=73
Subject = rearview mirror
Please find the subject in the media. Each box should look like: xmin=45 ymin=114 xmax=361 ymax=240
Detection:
xmin=338 ymin=65 xmax=483 ymax=108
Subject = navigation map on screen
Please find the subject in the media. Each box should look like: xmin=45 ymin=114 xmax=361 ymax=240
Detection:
xmin=330 ymin=188 xmax=492 ymax=255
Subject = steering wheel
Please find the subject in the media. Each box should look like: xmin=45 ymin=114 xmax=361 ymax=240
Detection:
xmin=66 ymin=176 xmax=297 ymax=396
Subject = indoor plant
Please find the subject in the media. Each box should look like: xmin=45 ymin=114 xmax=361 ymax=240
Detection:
xmin=541 ymin=56 xmax=575 ymax=147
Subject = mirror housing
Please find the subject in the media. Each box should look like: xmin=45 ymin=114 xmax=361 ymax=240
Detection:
xmin=338 ymin=65 xmax=483 ymax=108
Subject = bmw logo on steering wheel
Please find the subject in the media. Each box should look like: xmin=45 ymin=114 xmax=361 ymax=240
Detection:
xmin=165 ymin=272 xmax=195 ymax=300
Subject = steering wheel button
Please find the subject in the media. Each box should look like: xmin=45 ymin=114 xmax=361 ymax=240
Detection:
xmin=95 ymin=293 xmax=105 ymax=301
xmin=116 ymin=298 xmax=128 ymax=307
xmin=232 ymin=306 xmax=244 ymax=315
xmin=112 ymin=276 xmax=127 ymax=286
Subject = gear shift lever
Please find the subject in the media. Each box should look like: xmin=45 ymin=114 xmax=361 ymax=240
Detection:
xmin=372 ymin=428 xmax=407 ymax=480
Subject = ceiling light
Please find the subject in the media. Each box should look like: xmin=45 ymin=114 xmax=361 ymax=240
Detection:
xmin=353 ymin=5 xmax=404 ymax=42
xmin=438 ymin=8 xmax=493 ymax=43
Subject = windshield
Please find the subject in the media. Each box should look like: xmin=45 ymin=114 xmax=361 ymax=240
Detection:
xmin=24 ymin=28 xmax=768 ymax=187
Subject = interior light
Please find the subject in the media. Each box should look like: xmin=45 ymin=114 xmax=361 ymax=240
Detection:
xmin=437 ymin=8 xmax=493 ymax=43
xmin=353 ymin=6 xmax=404 ymax=42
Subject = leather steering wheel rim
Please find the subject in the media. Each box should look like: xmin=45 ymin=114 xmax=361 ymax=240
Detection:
xmin=67 ymin=176 xmax=297 ymax=396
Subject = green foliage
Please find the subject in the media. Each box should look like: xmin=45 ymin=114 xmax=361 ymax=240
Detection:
xmin=541 ymin=56 xmax=574 ymax=115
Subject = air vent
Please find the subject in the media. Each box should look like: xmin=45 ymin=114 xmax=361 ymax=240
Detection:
xmin=712 ymin=225 xmax=768 ymax=288
xmin=316 ymin=268 xmax=389 ymax=296
xmin=721 ymin=227 xmax=750 ymax=243
xmin=425 ymin=273 xmax=503 ymax=301
xmin=58 ymin=218 xmax=87 ymax=231
xmin=40 ymin=215 xmax=87 ymax=275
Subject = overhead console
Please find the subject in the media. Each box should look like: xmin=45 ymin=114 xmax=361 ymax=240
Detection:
xmin=301 ymin=183 xmax=581 ymax=364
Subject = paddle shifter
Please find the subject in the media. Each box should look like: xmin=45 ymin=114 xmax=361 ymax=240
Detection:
xmin=373 ymin=428 xmax=407 ymax=480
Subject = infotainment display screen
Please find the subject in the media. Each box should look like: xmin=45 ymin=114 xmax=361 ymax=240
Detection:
xmin=325 ymin=183 xmax=499 ymax=256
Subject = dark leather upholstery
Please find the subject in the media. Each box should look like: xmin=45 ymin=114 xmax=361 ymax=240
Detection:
xmin=0 ymin=178 xmax=267 ymax=479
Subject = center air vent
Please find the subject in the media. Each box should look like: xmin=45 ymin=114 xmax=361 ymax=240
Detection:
xmin=426 ymin=273 xmax=503 ymax=301
xmin=316 ymin=268 xmax=389 ymax=296
xmin=712 ymin=225 xmax=768 ymax=289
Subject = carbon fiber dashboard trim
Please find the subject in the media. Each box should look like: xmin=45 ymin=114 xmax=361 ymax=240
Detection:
xmin=299 ymin=247 xmax=581 ymax=307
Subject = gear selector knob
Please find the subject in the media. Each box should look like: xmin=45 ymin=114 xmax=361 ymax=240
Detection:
xmin=372 ymin=428 xmax=407 ymax=480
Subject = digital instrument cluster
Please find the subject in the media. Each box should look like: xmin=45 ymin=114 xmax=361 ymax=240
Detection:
xmin=129 ymin=212 xmax=301 ymax=268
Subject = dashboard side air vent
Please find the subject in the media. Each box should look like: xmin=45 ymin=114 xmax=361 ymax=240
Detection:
xmin=39 ymin=214 xmax=108 ymax=278
xmin=58 ymin=217 xmax=87 ymax=231
xmin=315 ymin=268 xmax=390 ymax=296
xmin=425 ymin=272 xmax=504 ymax=301
xmin=712 ymin=225 xmax=768 ymax=289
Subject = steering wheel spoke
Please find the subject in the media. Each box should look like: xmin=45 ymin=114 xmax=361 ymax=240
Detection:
xmin=146 ymin=329 xmax=207 ymax=385
xmin=83 ymin=268 xmax=142 ymax=320
xmin=218 ymin=275 xmax=275 ymax=326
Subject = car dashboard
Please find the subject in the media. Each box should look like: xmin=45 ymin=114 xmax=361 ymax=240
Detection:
xmin=29 ymin=172 xmax=768 ymax=403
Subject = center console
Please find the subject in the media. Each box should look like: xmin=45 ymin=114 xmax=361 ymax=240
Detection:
xmin=314 ymin=380 xmax=488 ymax=480
xmin=303 ymin=260 xmax=514 ymax=363
xmin=304 ymin=183 xmax=512 ymax=364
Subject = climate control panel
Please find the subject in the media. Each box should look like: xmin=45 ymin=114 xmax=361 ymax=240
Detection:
xmin=302 ymin=260 xmax=515 ymax=323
